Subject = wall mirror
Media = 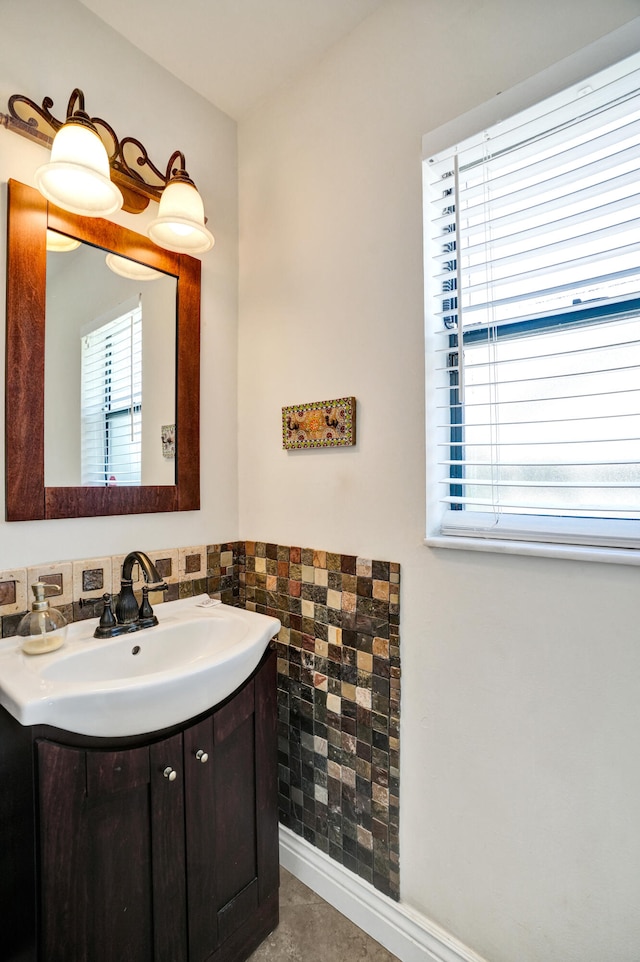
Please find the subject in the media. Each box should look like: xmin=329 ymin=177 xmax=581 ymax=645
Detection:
xmin=5 ymin=179 xmax=200 ymax=520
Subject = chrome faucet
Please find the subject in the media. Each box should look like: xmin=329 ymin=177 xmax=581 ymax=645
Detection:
xmin=94 ymin=550 xmax=168 ymax=638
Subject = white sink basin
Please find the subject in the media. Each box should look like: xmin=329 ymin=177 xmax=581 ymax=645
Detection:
xmin=0 ymin=596 xmax=280 ymax=737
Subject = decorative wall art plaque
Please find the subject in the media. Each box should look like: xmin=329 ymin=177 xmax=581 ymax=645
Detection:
xmin=282 ymin=397 xmax=356 ymax=449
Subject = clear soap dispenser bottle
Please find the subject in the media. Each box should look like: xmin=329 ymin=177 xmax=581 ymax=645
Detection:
xmin=18 ymin=582 xmax=68 ymax=655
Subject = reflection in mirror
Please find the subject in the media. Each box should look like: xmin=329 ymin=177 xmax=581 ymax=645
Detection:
xmin=6 ymin=179 xmax=201 ymax=521
xmin=44 ymin=240 xmax=177 ymax=487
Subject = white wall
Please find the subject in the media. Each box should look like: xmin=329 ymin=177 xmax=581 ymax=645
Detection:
xmin=238 ymin=3 xmax=640 ymax=961
xmin=0 ymin=0 xmax=238 ymax=569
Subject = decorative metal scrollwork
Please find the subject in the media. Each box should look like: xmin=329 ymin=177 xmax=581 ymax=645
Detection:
xmin=1 ymin=88 xmax=191 ymax=213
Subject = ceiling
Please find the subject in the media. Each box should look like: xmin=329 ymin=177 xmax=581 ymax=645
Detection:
xmin=78 ymin=0 xmax=388 ymax=120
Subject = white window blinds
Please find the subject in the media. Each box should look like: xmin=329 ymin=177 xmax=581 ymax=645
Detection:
xmin=81 ymin=303 xmax=142 ymax=486
xmin=425 ymin=50 xmax=640 ymax=549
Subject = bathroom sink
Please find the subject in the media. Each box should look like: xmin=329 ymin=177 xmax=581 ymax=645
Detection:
xmin=0 ymin=596 xmax=280 ymax=737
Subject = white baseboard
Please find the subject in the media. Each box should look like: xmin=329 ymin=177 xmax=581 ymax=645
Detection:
xmin=279 ymin=826 xmax=489 ymax=962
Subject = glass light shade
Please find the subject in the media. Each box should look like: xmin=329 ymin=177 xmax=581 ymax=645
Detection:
xmin=46 ymin=229 xmax=81 ymax=253
xmin=105 ymin=253 xmax=162 ymax=281
xmin=148 ymin=179 xmax=214 ymax=254
xmin=35 ymin=120 xmax=123 ymax=217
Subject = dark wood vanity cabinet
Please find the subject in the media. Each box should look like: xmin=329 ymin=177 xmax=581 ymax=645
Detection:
xmin=1 ymin=649 xmax=279 ymax=962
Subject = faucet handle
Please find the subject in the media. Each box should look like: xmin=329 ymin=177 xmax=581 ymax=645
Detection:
xmin=139 ymin=585 xmax=154 ymax=621
xmin=138 ymin=583 xmax=168 ymax=622
xmin=148 ymin=581 xmax=169 ymax=592
xmin=98 ymin=593 xmax=117 ymax=632
xmin=78 ymin=596 xmax=100 ymax=611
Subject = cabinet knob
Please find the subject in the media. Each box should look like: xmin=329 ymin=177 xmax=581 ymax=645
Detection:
xmin=195 ymin=749 xmax=209 ymax=763
xmin=163 ymin=766 xmax=177 ymax=781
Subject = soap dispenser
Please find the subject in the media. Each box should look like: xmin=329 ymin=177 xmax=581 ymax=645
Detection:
xmin=18 ymin=582 xmax=68 ymax=655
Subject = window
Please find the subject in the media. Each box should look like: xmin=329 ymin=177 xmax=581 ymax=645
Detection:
xmin=424 ymin=45 xmax=640 ymax=557
xmin=81 ymin=302 xmax=142 ymax=486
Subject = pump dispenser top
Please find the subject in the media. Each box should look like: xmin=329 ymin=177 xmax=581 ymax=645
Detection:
xmin=18 ymin=582 xmax=68 ymax=655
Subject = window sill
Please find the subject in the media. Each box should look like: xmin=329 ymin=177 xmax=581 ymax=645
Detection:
xmin=424 ymin=534 xmax=640 ymax=566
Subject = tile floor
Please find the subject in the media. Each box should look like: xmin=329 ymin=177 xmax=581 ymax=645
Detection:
xmin=248 ymin=869 xmax=400 ymax=961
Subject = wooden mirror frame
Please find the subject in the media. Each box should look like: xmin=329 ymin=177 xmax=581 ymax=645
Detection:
xmin=5 ymin=179 xmax=200 ymax=520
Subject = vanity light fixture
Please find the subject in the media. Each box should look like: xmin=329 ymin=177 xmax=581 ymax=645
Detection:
xmin=2 ymin=88 xmax=214 ymax=255
xmin=46 ymin=229 xmax=81 ymax=253
xmin=147 ymin=151 xmax=214 ymax=254
xmin=105 ymin=253 xmax=162 ymax=281
xmin=35 ymin=90 xmax=123 ymax=217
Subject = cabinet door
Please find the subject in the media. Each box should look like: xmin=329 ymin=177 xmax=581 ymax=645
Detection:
xmin=183 ymin=714 xmax=217 ymax=958
xmin=184 ymin=651 xmax=279 ymax=962
xmin=149 ymin=735 xmax=188 ymax=962
xmin=37 ymin=736 xmax=187 ymax=962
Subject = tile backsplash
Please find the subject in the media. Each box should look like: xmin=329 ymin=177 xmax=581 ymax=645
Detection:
xmin=0 ymin=539 xmax=400 ymax=901
xmin=0 ymin=543 xmax=238 ymax=636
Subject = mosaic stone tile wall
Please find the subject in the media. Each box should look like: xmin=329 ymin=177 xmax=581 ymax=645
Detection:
xmin=239 ymin=541 xmax=401 ymax=900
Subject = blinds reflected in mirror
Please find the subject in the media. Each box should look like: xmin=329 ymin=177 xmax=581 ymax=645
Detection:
xmin=81 ymin=301 xmax=142 ymax=486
